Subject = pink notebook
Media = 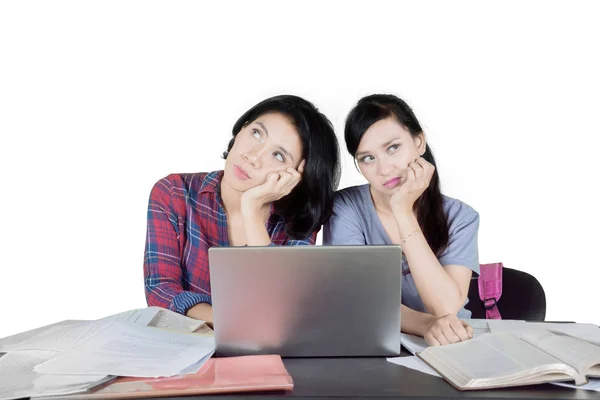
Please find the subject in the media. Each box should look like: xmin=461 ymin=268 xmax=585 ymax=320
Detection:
xmin=55 ymin=355 xmax=293 ymax=399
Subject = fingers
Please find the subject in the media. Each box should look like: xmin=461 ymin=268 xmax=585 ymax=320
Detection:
xmin=435 ymin=330 xmax=451 ymax=346
xmin=440 ymin=325 xmax=461 ymax=345
xmin=265 ymin=171 xmax=279 ymax=187
xmin=450 ymin=319 xmax=472 ymax=342
xmin=410 ymin=157 xmax=435 ymax=182
xmin=415 ymin=157 xmax=435 ymax=181
xmin=424 ymin=332 xmax=442 ymax=347
xmin=406 ymin=163 xmax=416 ymax=182
xmin=462 ymin=320 xmax=474 ymax=339
xmin=298 ymin=159 xmax=306 ymax=174
xmin=273 ymin=167 xmax=302 ymax=195
xmin=425 ymin=315 xmax=473 ymax=347
xmin=408 ymin=159 xmax=424 ymax=182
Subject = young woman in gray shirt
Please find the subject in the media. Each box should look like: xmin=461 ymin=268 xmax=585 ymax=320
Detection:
xmin=323 ymin=94 xmax=479 ymax=346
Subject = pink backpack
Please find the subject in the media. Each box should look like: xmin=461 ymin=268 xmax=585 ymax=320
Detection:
xmin=478 ymin=262 xmax=503 ymax=319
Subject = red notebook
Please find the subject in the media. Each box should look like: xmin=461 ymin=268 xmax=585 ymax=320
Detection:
xmin=51 ymin=355 xmax=293 ymax=399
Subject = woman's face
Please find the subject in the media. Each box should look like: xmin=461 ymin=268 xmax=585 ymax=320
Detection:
xmin=355 ymin=117 xmax=426 ymax=196
xmin=223 ymin=112 xmax=303 ymax=192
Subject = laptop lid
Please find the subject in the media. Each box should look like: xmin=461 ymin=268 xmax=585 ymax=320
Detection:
xmin=209 ymin=245 xmax=402 ymax=357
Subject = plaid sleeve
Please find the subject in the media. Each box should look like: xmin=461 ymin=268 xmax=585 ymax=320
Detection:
xmin=268 ymin=230 xmax=317 ymax=246
xmin=143 ymin=176 xmax=211 ymax=314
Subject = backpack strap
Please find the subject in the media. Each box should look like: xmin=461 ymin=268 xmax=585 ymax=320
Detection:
xmin=478 ymin=262 xmax=503 ymax=319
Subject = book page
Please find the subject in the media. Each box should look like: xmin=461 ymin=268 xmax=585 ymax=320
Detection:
xmin=419 ymin=333 xmax=577 ymax=383
xmin=0 ymin=350 xmax=110 ymax=400
xmin=520 ymin=329 xmax=600 ymax=376
xmin=489 ymin=320 xmax=600 ymax=346
xmin=529 ymin=323 xmax=600 ymax=346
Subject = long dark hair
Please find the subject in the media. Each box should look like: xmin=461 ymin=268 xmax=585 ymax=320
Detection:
xmin=223 ymin=95 xmax=341 ymax=239
xmin=345 ymin=94 xmax=449 ymax=256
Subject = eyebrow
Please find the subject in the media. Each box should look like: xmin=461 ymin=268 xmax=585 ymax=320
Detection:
xmin=355 ymin=139 xmax=399 ymax=158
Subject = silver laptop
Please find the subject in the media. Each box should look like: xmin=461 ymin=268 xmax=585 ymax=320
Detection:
xmin=208 ymin=245 xmax=402 ymax=357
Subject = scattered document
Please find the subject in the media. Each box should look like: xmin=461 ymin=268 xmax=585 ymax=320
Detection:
xmin=177 ymin=350 xmax=215 ymax=375
xmin=98 ymin=309 xmax=157 ymax=326
xmin=0 ymin=320 xmax=85 ymax=352
xmin=462 ymin=319 xmax=491 ymax=336
xmin=0 ymin=350 xmax=112 ymax=400
xmin=0 ymin=319 xmax=118 ymax=353
xmin=387 ymin=355 xmax=441 ymax=377
xmin=486 ymin=319 xmax=528 ymax=334
xmin=400 ymin=334 xmax=428 ymax=355
xmin=99 ymin=307 xmax=206 ymax=333
xmin=0 ymin=308 xmax=208 ymax=354
xmin=553 ymin=378 xmax=600 ymax=392
xmin=146 ymin=307 xmax=207 ymax=333
xmin=35 ymin=321 xmax=215 ymax=378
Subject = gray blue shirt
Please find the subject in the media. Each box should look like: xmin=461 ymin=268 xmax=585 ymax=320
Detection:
xmin=322 ymin=184 xmax=479 ymax=318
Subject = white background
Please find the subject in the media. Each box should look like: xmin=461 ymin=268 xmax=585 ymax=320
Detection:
xmin=1 ymin=1 xmax=598 ymax=338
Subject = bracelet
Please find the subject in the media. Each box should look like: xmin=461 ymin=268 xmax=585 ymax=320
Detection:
xmin=401 ymin=229 xmax=422 ymax=244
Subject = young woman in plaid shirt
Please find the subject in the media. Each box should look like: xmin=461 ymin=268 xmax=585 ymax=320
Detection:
xmin=144 ymin=95 xmax=341 ymax=326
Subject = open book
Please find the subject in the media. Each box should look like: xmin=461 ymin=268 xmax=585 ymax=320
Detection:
xmin=417 ymin=329 xmax=600 ymax=390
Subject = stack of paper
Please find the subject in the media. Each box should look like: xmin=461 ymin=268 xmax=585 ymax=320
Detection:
xmin=0 ymin=307 xmax=215 ymax=400
xmin=34 ymin=321 xmax=214 ymax=378
xmin=0 ymin=350 xmax=113 ymax=400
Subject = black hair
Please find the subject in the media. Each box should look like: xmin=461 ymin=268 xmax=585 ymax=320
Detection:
xmin=345 ymin=94 xmax=449 ymax=256
xmin=222 ymin=95 xmax=341 ymax=239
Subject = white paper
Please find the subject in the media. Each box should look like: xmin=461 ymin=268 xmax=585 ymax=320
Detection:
xmin=145 ymin=307 xmax=206 ymax=333
xmin=462 ymin=319 xmax=491 ymax=336
xmin=0 ymin=319 xmax=118 ymax=353
xmin=387 ymin=355 xmax=441 ymax=377
xmin=35 ymin=321 xmax=215 ymax=378
xmin=0 ymin=350 xmax=111 ymax=400
xmin=0 ymin=321 xmax=87 ymax=352
xmin=98 ymin=308 xmax=159 ymax=326
xmin=487 ymin=319 xmax=531 ymax=333
xmin=177 ymin=350 xmax=215 ymax=375
xmin=400 ymin=333 xmax=428 ymax=355
xmin=92 ymin=307 xmax=206 ymax=334
xmin=553 ymin=378 xmax=600 ymax=392
xmin=0 ymin=308 xmax=206 ymax=355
